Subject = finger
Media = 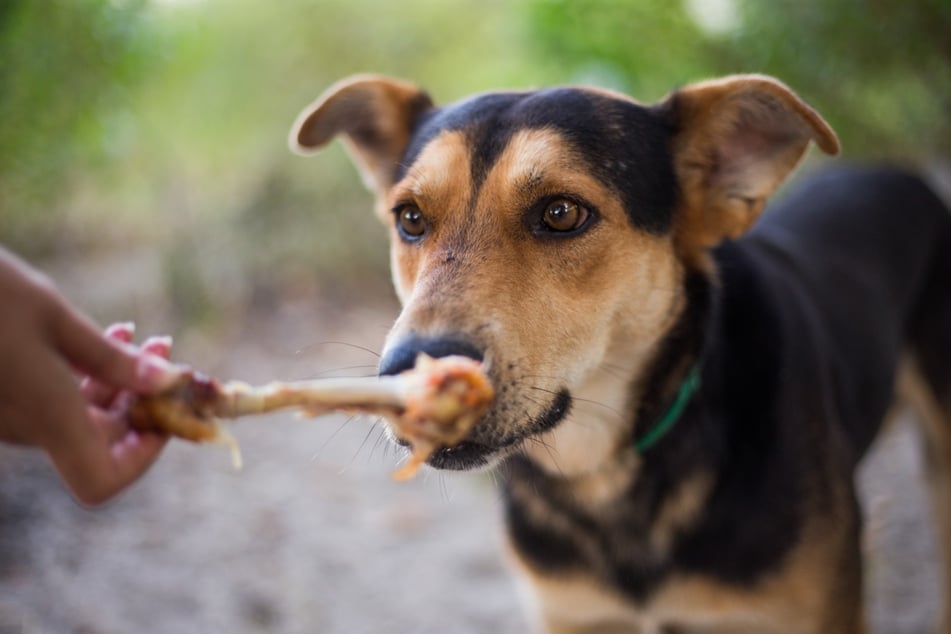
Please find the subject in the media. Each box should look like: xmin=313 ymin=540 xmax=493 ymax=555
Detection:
xmin=91 ymin=405 xmax=167 ymax=499
xmin=52 ymin=305 xmax=181 ymax=394
xmin=49 ymin=406 xmax=167 ymax=507
xmin=81 ymin=376 xmax=120 ymax=412
xmin=110 ymin=429 xmax=167 ymax=492
xmin=141 ymin=335 xmax=173 ymax=360
xmin=81 ymin=323 xmax=139 ymax=406
xmin=91 ymin=337 xmax=174 ymax=445
xmin=90 ymin=403 xmax=130 ymax=445
xmin=39 ymin=362 xmax=120 ymax=504
xmin=82 ymin=333 xmax=175 ymax=410
xmin=96 ymin=335 xmax=173 ymax=442
xmin=104 ymin=322 xmax=136 ymax=343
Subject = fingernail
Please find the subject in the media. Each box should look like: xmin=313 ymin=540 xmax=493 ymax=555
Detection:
xmin=137 ymin=354 xmax=182 ymax=391
xmin=106 ymin=321 xmax=136 ymax=341
xmin=144 ymin=335 xmax=174 ymax=351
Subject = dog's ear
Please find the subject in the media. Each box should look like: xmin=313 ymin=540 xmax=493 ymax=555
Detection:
xmin=289 ymin=75 xmax=434 ymax=194
xmin=658 ymin=74 xmax=839 ymax=257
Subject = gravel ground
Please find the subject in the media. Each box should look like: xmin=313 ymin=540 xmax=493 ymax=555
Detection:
xmin=0 ymin=259 xmax=942 ymax=633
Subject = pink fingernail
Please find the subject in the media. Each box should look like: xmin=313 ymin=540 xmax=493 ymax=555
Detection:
xmin=106 ymin=321 xmax=136 ymax=341
xmin=144 ymin=335 xmax=174 ymax=353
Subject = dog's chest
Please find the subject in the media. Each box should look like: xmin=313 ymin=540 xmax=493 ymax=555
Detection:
xmin=502 ymin=454 xmax=715 ymax=603
xmin=500 ymin=445 xmax=821 ymax=632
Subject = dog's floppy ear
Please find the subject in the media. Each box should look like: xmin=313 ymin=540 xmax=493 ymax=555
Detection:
xmin=659 ymin=74 xmax=839 ymax=257
xmin=289 ymin=75 xmax=434 ymax=194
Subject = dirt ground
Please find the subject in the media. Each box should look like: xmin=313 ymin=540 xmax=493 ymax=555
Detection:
xmin=0 ymin=254 xmax=943 ymax=633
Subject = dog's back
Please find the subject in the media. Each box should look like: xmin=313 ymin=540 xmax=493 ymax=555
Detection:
xmin=742 ymin=166 xmax=951 ymax=456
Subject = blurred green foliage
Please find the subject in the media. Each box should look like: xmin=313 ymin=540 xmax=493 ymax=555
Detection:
xmin=0 ymin=0 xmax=947 ymax=325
xmin=0 ymin=0 xmax=154 ymax=243
xmin=527 ymin=0 xmax=951 ymax=159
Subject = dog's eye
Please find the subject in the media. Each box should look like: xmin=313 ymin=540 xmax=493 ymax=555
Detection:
xmin=395 ymin=205 xmax=427 ymax=240
xmin=542 ymin=199 xmax=589 ymax=233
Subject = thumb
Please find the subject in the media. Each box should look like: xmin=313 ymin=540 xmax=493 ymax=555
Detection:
xmin=52 ymin=307 xmax=181 ymax=394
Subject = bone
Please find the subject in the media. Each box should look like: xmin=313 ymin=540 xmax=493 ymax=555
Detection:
xmin=129 ymin=354 xmax=493 ymax=479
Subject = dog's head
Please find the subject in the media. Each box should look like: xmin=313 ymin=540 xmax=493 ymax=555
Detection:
xmin=290 ymin=75 xmax=838 ymax=475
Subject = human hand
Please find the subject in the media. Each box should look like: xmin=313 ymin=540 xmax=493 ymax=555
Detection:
xmin=0 ymin=247 xmax=182 ymax=505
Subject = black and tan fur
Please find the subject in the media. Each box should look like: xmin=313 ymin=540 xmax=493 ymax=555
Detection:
xmin=289 ymin=74 xmax=951 ymax=633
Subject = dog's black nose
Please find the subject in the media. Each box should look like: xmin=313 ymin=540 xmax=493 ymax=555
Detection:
xmin=378 ymin=335 xmax=484 ymax=376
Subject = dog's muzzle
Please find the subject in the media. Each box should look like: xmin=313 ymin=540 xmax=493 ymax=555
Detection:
xmin=378 ymin=333 xmax=572 ymax=471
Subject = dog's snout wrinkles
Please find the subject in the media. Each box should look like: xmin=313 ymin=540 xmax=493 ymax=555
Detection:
xmin=378 ymin=334 xmax=484 ymax=376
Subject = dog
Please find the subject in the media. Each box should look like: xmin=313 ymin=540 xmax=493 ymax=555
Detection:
xmin=289 ymin=74 xmax=951 ymax=633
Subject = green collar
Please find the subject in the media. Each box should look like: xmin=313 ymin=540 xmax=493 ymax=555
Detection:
xmin=634 ymin=361 xmax=703 ymax=454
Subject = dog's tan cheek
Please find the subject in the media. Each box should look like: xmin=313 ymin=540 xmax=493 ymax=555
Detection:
xmin=541 ymin=233 xmax=638 ymax=322
xmin=389 ymin=241 xmax=422 ymax=305
xmin=563 ymin=235 xmax=679 ymax=384
xmin=487 ymin=245 xmax=622 ymax=378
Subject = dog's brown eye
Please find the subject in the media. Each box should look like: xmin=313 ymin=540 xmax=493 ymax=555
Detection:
xmin=542 ymin=199 xmax=588 ymax=233
xmin=396 ymin=205 xmax=426 ymax=239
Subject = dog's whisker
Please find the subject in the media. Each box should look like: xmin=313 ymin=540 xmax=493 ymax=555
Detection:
xmin=348 ymin=417 xmax=383 ymax=468
xmin=439 ymin=473 xmax=453 ymax=502
xmin=595 ymin=361 xmax=639 ymax=380
xmin=369 ymin=424 xmax=390 ymax=463
xmin=295 ymin=340 xmax=382 ymax=359
xmin=488 ymin=468 xmax=501 ymax=491
xmin=528 ymin=434 xmax=558 ymax=454
xmin=526 ymin=436 xmax=565 ymax=477
xmin=382 ymin=434 xmax=394 ymax=462
xmin=594 ymin=368 xmax=630 ymax=382
xmin=522 ymin=391 xmax=558 ymax=411
xmin=528 ymin=385 xmax=620 ymax=415
xmin=571 ymin=397 xmax=626 ymax=420
xmin=526 ymin=384 xmax=565 ymax=395
xmin=519 ymin=373 xmax=569 ymax=383
xmin=294 ymin=364 xmax=381 ymax=380
xmin=311 ymin=413 xmax=359 ymax=462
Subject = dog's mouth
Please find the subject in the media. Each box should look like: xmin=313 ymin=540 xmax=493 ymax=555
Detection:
xmin=411 ymin=388 xmax=573 ymax=471
xmin=427 ymin=440 xmax=497 ymax=470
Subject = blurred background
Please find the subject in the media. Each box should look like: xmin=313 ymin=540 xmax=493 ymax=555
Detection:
xmin=0 ymin=0 xmax=949 ymax=632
